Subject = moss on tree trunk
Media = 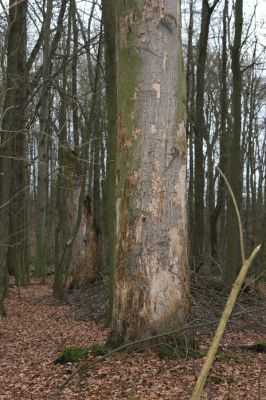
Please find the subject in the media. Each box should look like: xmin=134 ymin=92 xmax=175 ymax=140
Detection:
xmin=110 ymin=0 xmax=189 ymax=344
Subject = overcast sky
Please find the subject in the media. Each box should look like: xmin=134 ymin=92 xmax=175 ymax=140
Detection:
xmin=246 ymin=0 xmax=266 ymax=42
xmin=0 ymin=0 xmax=265 ymax=49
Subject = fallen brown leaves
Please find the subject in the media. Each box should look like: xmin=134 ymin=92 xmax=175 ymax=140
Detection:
xmin=0 ymin=279 xmax=265 ymax=399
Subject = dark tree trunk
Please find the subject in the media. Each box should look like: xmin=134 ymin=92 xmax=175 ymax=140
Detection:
xmin=3 ymin=0 xmax=28 ymax=290
xmin=225 ymin=0 xmax=243 ymax=286
xmin=210 ymin=0 xmax=228 ymax=262
xmin=102 ymin=0 xmax=117 ymax=325
xmin=193 ymin=0 xmax=219 ymax=271
xmin=35 ymin=0 xmax=53 ymax=281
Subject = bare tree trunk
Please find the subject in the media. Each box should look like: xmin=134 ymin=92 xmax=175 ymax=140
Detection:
xmin=53 ymin=9 xmax=72 ymax=300
xmin=110 ymin=1 xmax=189 ymax=343
xmin=91 ymin=24 xmax=103 ymax=275
xmin=35 ymin=0 xmax=53 ymax=280
xmin=0 ymin=117 xmax=11 ymax=316
xmin=4 ymin=0 xmax=28 ymax=289
xmin=186 ymin=0 xmax=196 ymax=269
xmin=193 ymin=0 xmax=219 ymax=271
xmin=93 ymin=106 xmax=103 ymax=271
xmin=261 ymin=178 xmax=266 ymax=281
xmin=257 ymin=124 xmax=266 ymax=281
xmin=64 ymin=13 xmax=104 ymax=291
xmin=70 ymin=193 xmax=100 ymax=288
xmin=71 ymin=0 xmax=80 ymax=152
xmin=210 ymin=0 xmax=228 ymax=262
xmin=53 ymin=97 xmax=69 ymax=300
xmin=225 ymin=0 xmax=243 ymax=286
xmin=102 ymin=0 xmax=117 ymax=325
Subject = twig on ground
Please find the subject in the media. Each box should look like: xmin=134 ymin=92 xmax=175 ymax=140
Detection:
xmin=58 ymin=305 xmax=266 ymax=390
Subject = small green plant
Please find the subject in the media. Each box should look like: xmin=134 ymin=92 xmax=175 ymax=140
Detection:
xmin=89 ymin=342 xmax=109 ymax=356
xmin=54 ymin=346 xmax=88 ymax=364
xmin=47 ymin=265 xmax=55 ymax=276
xmin=215 ymin=352 xmax=248 ymax=364
xmin=158 ymin=344 xmax=203 ymax=359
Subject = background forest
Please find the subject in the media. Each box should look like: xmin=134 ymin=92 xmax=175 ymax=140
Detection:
xmin=0 ymin=0 xmax=265 ymax=306
xmin=0 ymin=0 xmax=265 ymax=398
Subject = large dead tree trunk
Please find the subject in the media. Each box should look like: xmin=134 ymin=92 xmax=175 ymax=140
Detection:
xmin=110 ymin=1 xmax=189 ymax=343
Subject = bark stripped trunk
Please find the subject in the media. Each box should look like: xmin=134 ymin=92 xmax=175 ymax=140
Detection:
xmin=70 ymin=194 xmax=100 ymax=287
xmin=110 ymin=1 xmax=189 ymax=343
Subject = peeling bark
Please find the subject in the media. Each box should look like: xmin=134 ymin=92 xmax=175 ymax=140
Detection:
xmin=71 ymin=195 xmax=100 ymax=287
xmin=111 ymin=0 xmax=189 ymax=343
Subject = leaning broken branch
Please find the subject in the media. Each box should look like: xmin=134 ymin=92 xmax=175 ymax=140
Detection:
xmin=216 ymin=167 xmax=245 ymax=264
xmin=190 ymin=168 xmax=261 ymax=400
xmin=190 ymin=245 xmax=260 ymax=400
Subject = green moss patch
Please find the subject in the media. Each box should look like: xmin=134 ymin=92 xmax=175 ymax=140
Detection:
xmin=89 ymin=342 xmax=109 ymax=356
xmin=54 ymin=346 xmax=88 ymax=364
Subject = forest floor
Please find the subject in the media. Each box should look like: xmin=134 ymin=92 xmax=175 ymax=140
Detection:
xmin=0 ymin=277 xmax=265 ymax=400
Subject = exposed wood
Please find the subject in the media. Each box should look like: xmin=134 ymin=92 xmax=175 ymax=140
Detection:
xmin=110 ymin=0 xmax=189 ymax=343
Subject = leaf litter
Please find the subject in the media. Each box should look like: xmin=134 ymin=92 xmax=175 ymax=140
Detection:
xmin=0 ymin=278 xmax=265 ymax=399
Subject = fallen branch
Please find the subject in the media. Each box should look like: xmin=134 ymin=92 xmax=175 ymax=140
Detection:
xmin=58 ymin=306 xmax=266 ymax=390
xmin=58 ymin=321 xmax=207 ymax=390
xmin=190 ymin=245 xmax=260 ymax=400
xmin=190 ymin=168 xmax=261 ymax=400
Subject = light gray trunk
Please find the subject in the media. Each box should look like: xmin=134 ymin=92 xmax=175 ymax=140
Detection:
xmin=111 ymin=1 xmax=189 ymax=343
